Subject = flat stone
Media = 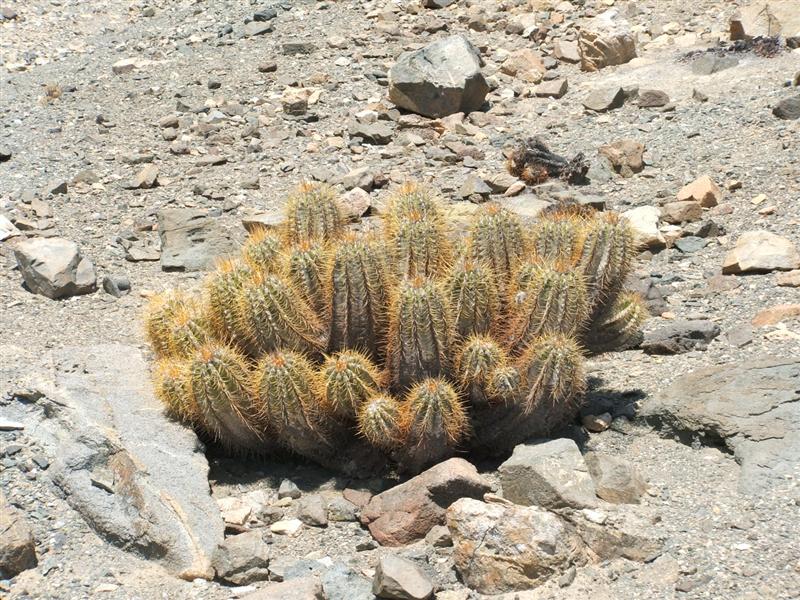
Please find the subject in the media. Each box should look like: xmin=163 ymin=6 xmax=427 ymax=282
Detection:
xmin=583 ymin=87 xmax=625 ymax=112
xmin=642 ymin=319 xmax=720 ymax=354
xmin=722 ymin=231 xmax=800 ymax=274
xmin=322 ymin=562 xmax=374 ymax=600
xmin=245 ymin=21 xmax=274 ymax=37
xmin=500 ymin=196 xmax=552 ymax=222
xmin=241 ymin=211 xmax=286 ymax=234
xmin=533 ymin=78 xmax=568 ymax=98
xmin=270 ymin=519 xmax=303 ymax=536
xmin=563 ymin=507 xmax=663 ymax=562
xmin=424 ymin=524 xmax=452 ymax=547
xmin=241 ymin=576 xmax=324 ymax=600
xmin=157 ymin=209 xmax=236 ymax=271
xmin=0 ymin=214 xmax=21 ymax=241
xmin=212 ymin=530 xmax=271 ymax=585
xmin=674 ymin=236 xmax=708 ymax=254
xmin=730 ymin=0 xmax=800 ymax=42
xmin=773 ymin=95 xmax=800 ymax=120
xmin=0 ymin=493 xmax=37 ymax=578
xmin=677 ymin=175 xmax=722 ymax=208
xmin=752 ymin=304 xmax=800 ymax=327
xmin=552 ymin=39 xmax=581 ymax=63
xmin=498 ymin=439 xmax=597 ymax=509
xmin=584 ymin=452 xmax=647 ymax=504
xmin=127 ymin=164 xmax=159 ymax=189
xmin=598 ymin=139 xmax=644 ymax=177
xmin=372 ymin=555 xmax=433 ymax=600
xmin=641 ymin=357 xmax=800 ymax=493
xmin=297 ymin=494 xmax=328 ymax=527
xmin=348 ymin=120 xmax=394 ymax=145
xmin=282 ymin=41 xmax=317 ymax=55
xmin=500 ymin=49 xmax=546 ymax=83
xmin=578 ymin=10 xmax=637 ymax=72
xmin=458 ymin=174 xmax=492 ymax=199
xmin=623 ymin=206 xmax=665 ymax=249
xmin=44 ymin=179 xmax=68 ymax=195
xmin=692 ymin=54 xmax=738 ymax=75
xmin=776 ymin=270 xmax=800 ymax=287
xmin=637 ymin=89 xmax=670 ymax=108
xmin=660 ymin=200 xmax=702 ymax=224
xmin=422 ymin=0 xmax=457 ymax=7
xmin=14 ymin=237 xmax=97 ymax=299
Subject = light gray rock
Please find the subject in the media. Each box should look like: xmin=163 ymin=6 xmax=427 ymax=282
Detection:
xmin=584 ymin=452 xmax=647 ymax=504
xmin=212 ymin=530 xmax=271 ymax=584
xmin=278 ymin=479 xmax=302 ymax=499
xmin=322 ymin=562 xmax=374 ymax=600
xmin=327 ymin=496 xmax=358 ymax=522
xmin=722 ymin=231 xmax=800 ymax=274
xmin=0 ymin=214 xmax=21 ymax=241
xmin=157 ymin=209 xmax=237 ymax=271
xmin=578 ymin=9 xmax=637 ymax=72
xmin=641 ymin=357 xmax=800 ymax=493
xmin=563 ymin=507 xmax=663 ymax=562
xmin=691 ymin=54 xmax=738 ymax=75
xmin=773 ymin=94 xmax=800 ymax=120
xmin=641 ymin=319 xmax=720 ymax=354
xmin=0 ymin=493 xmax=37 ymax=579
xmin=242 ymin=576 xmax=324 ymax=600
xmin=389 ymin=35 xmax=489 ymax=118
xmin=372 ymin=554 xmax=433 ymax=600
xmin=582 ymin=87 xmax=625 ymax=112
xmin=422 ymin=0 xmax=457 ymax=8
xmin=297 ymin=494 xmax=328 ymax=527
xmin=14 ymin=237 xmax=97 ymax=299
xmin=498 ymin=439 xmax=597 ymax=509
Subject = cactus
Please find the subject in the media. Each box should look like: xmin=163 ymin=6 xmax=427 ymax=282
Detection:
xmin=144 ymin=290 xmax=192 ymax=357
xmin=242 ymin=228 xmax=282 ymax=274
xmin=386 ymin=277 xmax=454 ymax=394
xmin=454 ymin=335 xmax=507 ymax=406
xmin=327 ymin=236 xmax=392 ymax=359
xmin=386 ymin=211 xmax=451 ymax=279
xmin=357 ymin=393 xmax=404 ymax=450
xmin=505 ymin=263 xmax=589 ymax=354
xmin=446 ymin=257 xmax=498 ymax=338
xmin=385 ymin=182 xmax=441 ymax=222
xmin=187 ymin=343 xmax=266 ymax=451
xmin=204 ymin=259 xmax=252 ymax=347
xmin=286 ymin=240 xmax=328 ymax=316
xmin=584 ymin=290 xmax=648 ymax=353
xmin=577 ymin=212 xmax=636 ymax=308
xmin=319 ymin=350 xmax=383 ymax=421
xmin=285 ymin=182 xmax=344 ymax=244
xmin=153 ymin=358 xmax=195 ymax=423
xmin=486 ymin=365 xmax=521 ymax=403
xmin=469 ymin=203 xmax=527 ymax=289
xmin=529 ymin=211 xmax=585 ymax=265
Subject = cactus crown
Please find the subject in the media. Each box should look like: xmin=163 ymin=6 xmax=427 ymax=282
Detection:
xmin=285 ymin=182 xmax=344 ymax=244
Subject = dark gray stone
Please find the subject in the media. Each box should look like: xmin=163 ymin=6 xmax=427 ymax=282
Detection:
xmin=674 ymin=236 xmax=708 ymax=254
xmin=582 ymin=87 xmax=625 ymax=112
xmin=691 ymin=54 xmax=738 ymax=75
xmin=637 ymin=89 xmax=669 ymax=107
xmin=102 ymin=274 xmax=131 ymax=298
xmin=321 ymin=562 xmax=374 ymax=600
xmin=283 ymin=41 xmax=317 ymax=55
xmin=212 ymin=530 xmax=271 ymax=584
xmin=253 ymin=7 xmax=277 ymax=21
xmin=641 ymin=319 xmax=720 ymax=354
xmin=157 ymin=209 xmax=237 ymax=271
xmin=773 ymin=95 xmax=800 ymax=120
xmin=0 ymin=493 xmax=37 ymax=579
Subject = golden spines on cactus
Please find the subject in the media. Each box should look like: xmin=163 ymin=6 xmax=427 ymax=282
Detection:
xmin=186 ymin=343 xmax=265 ymax=451
xmin=486 ymin=365 xmax=521 ymax=403
xmin=577 ymin=212 xmax=636 ymax=306
xmin=204 ymin=259 xmax=252 ymax=346
xmin=285 ymin=240 xmax=328 ymax=316
xmin=529 ymin=212 xmax=585 ymax=265
xmin=385 ymin=209 xmax=452 ymax=279
xmin=284 ymin=182 xmax=344 ymax=244
xmin=515 ymin=333 xmax=585 ymax=417
xmin=386 ymin=277 xmax=454 ymax=394
xmin=319 ymin=350 xmax=383 ymax=421
xmin=235 ymin=271 xmax=326 ymax=356
xmin=468 ymin=203 xmax=528 ymax=287
xmin=145 ymin=290 xmax=192 ymax=357
xmin=505 ymin=262 xmax=589 ymax=354
xmin=145 ymin=292 xmax=212 ymax=358
xmin=242 ymin=228 xmax=282 ymax=274
xmin=455 ymin=335 xmax=507 ymax=406
xmin=446 ymin=256 xmax=498 ymax=338
xmin=385 ymin=182 xmax=442 ymax=222
xmin=583 ymin=290 xmax=648 ymax=353
xmin=153 ymin=358 xmax=195 ymax=423
xmin=357 ymin=393 xmax=404 ymax=450
xmin=326 ymin=235 xmax=392 ymax=360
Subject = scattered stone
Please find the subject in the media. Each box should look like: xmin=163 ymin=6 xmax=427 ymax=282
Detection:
xmin=321 ymin=562 xmax=374 ymax=600
xmin=642 ymin=320 xmax=721 ymax=354
xmin=212 ymin=531 xmax=271 ymax=585
xmin=0 ymin=214 xmax=21 ymax=241
xmin=388 ymin=35 xmax=489 ymax=118
xmin=283 ymin=41 xmax=317 ymax=55
xmin=722 ymin=231 xmax=800 ymax=274
xmin=582 ymin=413 xmax=612 ymax=433
xmin=278 ymin=479 xmax=302 ymax=499
xmin=245 ymin=21 xmax=274 ymax=37
xmin=584 ymin=452 xmax=647 ymax=504
xmin=112 ymin=58 xmax=139 ymax=75
xmin=552 ymin=39 xmax=581 ymax=63
xmin=730 ymin=1 xmax=800 ymax=42
xmin=327 ymin=497 xmax=358 ymax=522
xmin=196 ymin=154 xmax=227 ymax=167
xmin=598 ymin=139 xmax=644 ymax=177
xmin=127 ymin=165 xmax=159 ymax=189
xmin=360 ymin=458 xmax=492 ymax=546
xmin=752 ymin=304 xmax=800 ymax=327
xmin=677 ymin=175 xmax=722 ymax=208
xmin=0 ymin=147 xmax=12 ymax=161
xmin=692 ymin=54 xmax=738 ymax=75
xmin=500 ymin=49 xmax=546 ymax=83
xmin=253 ymin=7 xmax=278 ymax=21
xmin=425 ymin=524 xmax=452 ymax=547
xmin=342 ymin=488 xmax=372 ymax=508
xmin=564 ymin=508 xmax=663 ymax=563
xmin=14 ymin=238 xmax=97 ymax=299
xmin=258 ymin=61 xmax=278 ymax=73
xmin=0 ymin=493 xmax=37 ymax=579
xmin=158 ymin=114 xmax=179 ymax=128
xmin=157 ymin=209 xmax=236 ymax=271
xmin=623 ymin=206 xmax=665 ymax=249
xmin=578 ymin=9 xmax=637 ymax=72
xmin=773 ymin=95 xmax=800 ymax=120
xmin=338 ymin=188 xmax=371 ymax=220
xmin=297 ymin=494 xmax=328 ymax=527
xmin=372 ymin=555 xmax=433 ymax=600
xmin=674 ymin=236 xmax=708 ymax=254
xmin=241 ymin=576 xmax=324 ymax=600
xmin=44 ymin=179 xmax=68 ymax=195
xmin=776 ymin=270 xmax=800 ymax=287
xmin=349 ymin=120 xmax=394 ymax=145
xmin=660 ymin=200 xmax=702 ymax=224
xmin=422 ymin=0 xmax=456 ymax=7
xmin=533 ymin=78 xmax=568 ymax=98
xmin=642 ymin=357 xmax=800 ymax=493
xmin=637 ymin=89 xmax=670 ymax=108
xmin=583 ymin=87 xmax=625 ymax=112
xmin=102 ymin=274 xmax=131 ymax=298
xmin=458 ymin=174 xmax=492 ymax=200
xmin=498 ymin=439 xmax=597 ymax=509
xmin=270 ymin=519 xmax=303 ymax=536
xmin=726 ymin=325 xmax=754 ymax=348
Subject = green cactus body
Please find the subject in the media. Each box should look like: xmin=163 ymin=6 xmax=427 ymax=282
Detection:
xmin=145 ymin=290 xmax=192 ymax=358
xmin=236 ymin=273 xmax=325 ymax=356
xmin=187 ymin=344 xmax=265 ymax=451
xmin=286 ymin=241 xmax=328 ymax=316
xmin=515 ymin=333 xmax=585 ymax=417
xmin=153 ymin=358 xmax=195 ymax=423
xmin=530 ymin=216 xmax=584 ymax=264
xmin=253 ymin=350 xmax=334 ymax=460
xmin=242 ymin=228 xmax=282 ymax=274
xmin=387 ymin=277 xmax=454 ymax=393
xmin=327 ymin=237 xmax=391 ymax=360
xmin=400 ymin=378 xmax=467 ymax=472
xmin=447 ymin=258 xmax=497 ymax=338
xmin=578 ymin=213 xmax=635 ymax=307
xmin=387 ymin=212 xmax=451 ymax=279
xmin=584 ymin=291 xmax=648 ymax=353
xmin=285 ymin=183 xmax=344 ymax=244
xmin=455 ymin=335 xmax=506 ymax=406
xmin=319 ymin=350 xmax=382 ymax=421
xmin=469 ymin=203 xmax=528 ymax=286
xmin=164 ymin=299 xmax=213 ymax=358
xmin=486 ymin=365 xmax=521 ymax=403
xmin=357 ymin=394 xmax=404 ymax=450
xmin=506 ymin=264 xmax=589 ymax=354
xmin=386 ymin=183 xmax=441 ymax=222
xmin=205 ymin=259 xmax=252 ymax=346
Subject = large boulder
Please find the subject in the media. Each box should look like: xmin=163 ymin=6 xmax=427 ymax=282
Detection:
xmin=360 ymin=458 xmax=492 ymax=546
xmin=388 ymin=35 xmax=489 ymax=118
xmin=13 ymin=237 xmax=96 ymax=299
xmin=158 ymin=208 xmax=237 ymax=271
xmin=730 ymin=0 xmax=800 ymax=43
xmin=0 ymin=493 xmax=37 ymax=579
xmin=641 ymin=357 xmax=800 ymax=493
xmin=578 ymin=9 xmax=637 ymax=72
xmin=722 ymin=231 xmax=800 ymax=274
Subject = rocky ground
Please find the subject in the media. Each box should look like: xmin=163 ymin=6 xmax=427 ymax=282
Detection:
xmin=1 ymin=0 xmax=800 ymax=599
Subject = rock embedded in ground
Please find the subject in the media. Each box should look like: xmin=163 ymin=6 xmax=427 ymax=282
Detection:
xmin=598 ymin=139 xmax=644 ymax=177
xmin=637 ymin=89 xmax=670 ymax=108
xmin=372 ymin=554 xmax=434 ymax=600
xmin=584 ymin=452 xmax=647 ymax=504
xmin=421 ymin=0 xmax=456 ymax=7
xmin=127 ymin=164 xmax=159 ymax=189
xmin=563 ymin=507 xmax=663 ymax=563
xmin=641 ymin=357 xmax=800 ymax=493
xmin=447 ymin=497 xmax=584 ymax=594
xmin=212 ymin=530 xmax=271 ymax=585
xmin=776 ymin=270 xmax=800 ymax=287
xmin=14 ymin=237 xmax=97 ymax=299
xmin=348 ymin=120 xmax=394 ymax=145
xmin=692 ymin=54 xmax=738 ymax=75
xmin=424 ymin=524 xmax=452 ymax=547
xmin=0 ymin=214 xmax=21 ymax=241
xmin=730 ymin=0 xmax=800 ymax=42
xmin=642 ymin=319 xmax=720 ymax=354
xmin=500 ymin=48 xmax=546 ymax=83
xmin=677 ymin=175 xmax=722 ymax=208
xmin=578 ymin=9 xmax=637 ymax=72
xmin=297 ymin=494 xmax=328 ymax=527
xmin=322 ymin=562 xmax=374 ymax=600
xmin=583 ymin=86 xmax=625 ymax=112
xmin=157 ymin=208 xmax=237 ymax=271
xmin=388 ymin=35 xmax=489 ymax=118
xmin=498 ymin=439 xmax=597 ymax=509
xmin=360 ymin=457 xmax=492 ymax=546
xmin=751 ymin=304 xmax=800 ymax=327
xmin=772 ymin=95 xmax=800 ymax=120
xmin=533 ymin=78 xmax=568 ymax=98
xmin=721 ymin=231 xmax=800 ymax=274
xmin=660 ymin=200 xmax=702 ymax=224
xmin=553 ymin=39 xmax=581 ymax=63
xmin=0 ymin=493 xmax=37 ymax=579
xmin=242 ymin=576 xmax=325 ymax=599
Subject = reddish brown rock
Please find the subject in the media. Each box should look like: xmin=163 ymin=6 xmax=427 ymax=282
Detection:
xmin=776 ymin=270 xmax=800 ymax=287
xmin=360 ymin=458 xmax=492 ymax=546
xmin=752 ymin=304 xmax=800 ymax=327
xmin=598 ymin=139 xmax=645 ymax=177
xmin=677 ymin=175 xmax=722 ymax=208
xmin=660 ymin=200 xmax=702 ymax=224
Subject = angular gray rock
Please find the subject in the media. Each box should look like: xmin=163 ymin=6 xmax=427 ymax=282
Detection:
xmin=242 ymin=576 xmax=325 ymax=600
xmin=297 ymin=494 xmax=328 ymax=527
xmin=641 ymin=319 xmax=720 ymax=354
xmin=321 ymin=562 xmax=374 ymax=600
xmin=641 ymin=357 xmax=800 ymax=493
xmin=0 ymin=493 xmax=37 ymax=579
xmin=773 ymin=95 xmax=800 ymax=120
xmin=563 ymin=507 xmax=663 ymax=563
xmin=389 ymin=35 xmax=489 ymax=118
xmin=14 ymin=237 xmax=97 ymax=299
xmin=578 ymin=9 xmax=637 ymax=72
xmin=349 ymin=120 xmax=394 ymax=145
xmin=583 ymin=87 xmax=625 ymax=112
xmin=692 ymin=54 xmax=738 ymax=75
xmin=372 ymin=554 xmax=434 ymax=600
xmin=157 ymin=209 xmax=237 ymax=271
xmin=212 ymin=530 xmax=271 ymax=584
xmin=722 ymin=231 xmax=800 ymax=274
xmin=498 ymin=439 xmax=597 ymax=509
xmin=584 ymin=452 xmax=647 ymax=504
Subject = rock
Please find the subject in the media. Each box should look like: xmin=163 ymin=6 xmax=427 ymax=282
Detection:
xmin=242 ymin=576 xmax=324 ymax=600
xmin=582 ymin=413 xmax=612 ymax=433
xmin=776 ymin=270 xmax=800 ymax=287
xmin=458 ymin=174 xmax=492 ymax=200
xmin=341 ymin=167 xmax=377 ymax=192
xmin=677 ymin=175 xmax=722 ymax=208
xmin=270 ymin=519 xmax=303 ymax=536
xmin=598 ymin=139 xmax=644 ymax=177
xmin=322 ymin=562 xmax=374 ymax=600
xmin=582 ymin=87 xmax=625 ymax=112
xmin=102 ymin=274 xmax=131 ymax=298
xmin=258 ymin=61 xmax=278 ymax=73
xmin=660 ymin=200 xmax=702 ymax=224
xmin=244 ymin=21 xmax=274 ymax=37
xmin=212 ymin=531 xmax=271 ymax=585
xmin=128 ymin=164 xmax=159 ymax=189
xmin=623 ymin=206 xmax=665 ymax=249
xmin=279 ymin=479 xmax=302 ymax=499
xmin=642 ymin=319 xmax=720 ymax=354
xmin=372 ymin=555 xmax=433 ymax=600
xmin=157 ymin=209 xmax=236 ymax=271
xmin=0 ymin=493 xmax=37 ymax=578
xmin=0 ymin=214 xmax=21 ymax=241
xmin=425 ymin=524 xmax=452 ymax=547
xmin=553 ymin=39 xmax=581 ymax=63
xmin=14 ymin=238 xmax=97 ymax=299
xmin=564 ymin=507 xmax=663 ymax=562
xmin=343 ymin=488 xmax=372 ymax=508
xmin=773 ymin=95 xmax=800 ymax=120
xmin=253 ymin=7 xmax=278 ymax=21
xmin=584 ymin=453 xmax=646 ymax=504
xmin=447 ymin=497 xmax=584 ymax=594
xmin=327 ymin=496 xmax=358 ymax=522
xmin=349 ymin=120 xmax=394 ymax=145
xmin=501 ymin=196 xmax=552 ymax=221
xmin=637 ymin=89 xmax=670 ymax=108
xmin=533 ymin=78 xmax=568 ymax=98
xmin=674 ymin=236 xmax=708 ymax=254
xmin=722 ymin=231 xmax=800 ymax=274
xmin=282 ymin=41 xmax=317 ymax=55
xmin=578 ymin=9 xmax=637 ymax=72
xmin=752 ymin=304 xmax=800 ymax=327
xmin=641 ymin=357 xmax=800 ymax=493
xmin=500 ymin=49 xmax=545 ymax=83
xmin=339 ymin=188 xmax=371 ymax=220
xmin=360 ymin=457 xmax=492 ymax=546
xmin=692 ymin=54 xmax=738 ymax=75
xmin=112 ymin=58 xmax=140 ymax=74
xmin=730 ymin=1 xmax=800 ymax=43
xmin=388 ymin=35 xmax=489 ymax=118
xmin=422 ymin=0 xmax=456 ymax=7
xmin=297 ymin=494 xmax=328 ymax=527
xmin=0 ymin=344 xmax=223 ymax=579
xmin=44 ymin=179 xmax=68 ymax=195
xmin=242 ymin=211 xmax=285 ymax=234
xmin=498 ymin=439 xmax=597 ymax=509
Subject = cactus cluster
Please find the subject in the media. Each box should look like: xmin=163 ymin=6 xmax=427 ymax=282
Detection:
xmin=145 ymin=182 xmax=646 ymax=474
